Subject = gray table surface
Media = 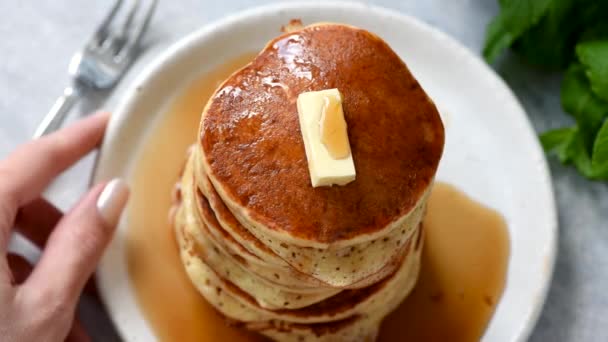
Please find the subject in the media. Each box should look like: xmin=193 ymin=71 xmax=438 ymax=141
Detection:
xmin=1 ymin=0 xmax=607 ymax=341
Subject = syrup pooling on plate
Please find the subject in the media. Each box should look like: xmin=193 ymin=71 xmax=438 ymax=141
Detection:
xmin=379 ymin=183 xmax=510 ymax=341
xmin=127 ymin=55 xmax=510 ymax=342
xmin=127 ymin=53 xmax=262 ymax=342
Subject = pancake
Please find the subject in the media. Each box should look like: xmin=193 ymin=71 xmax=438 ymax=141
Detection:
xmin=252 ymin=316 xmax=379 ymax=342
xmin=174 ymin=198 xmax=422 ymax=325
xmin=173 ymin=22 xmax=444 ymax=341
xmin=196 ymin=187 xmax=332 ymax=292
xmin=176 ymin=223 xmax=376 ymax=341
xmin=199 ymin=23 xmax=444 ymax=248
xmin=192 ymin=146 xmax=297 ymax=269
xmin=193 ymin=144 xmax=425 ymax=288
xmin=186 ymin=149 xmax=335 ymax=291
xmin=195 ymin=183 xmax=334 ymax=292
xmin=179 ymin=156 xmax=340 ymax=309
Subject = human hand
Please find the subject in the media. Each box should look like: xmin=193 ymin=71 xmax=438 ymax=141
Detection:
xmin=0 ymin=112 xmax=129 ymax=341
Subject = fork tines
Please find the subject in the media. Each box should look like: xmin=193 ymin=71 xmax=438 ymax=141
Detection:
xmin=92 ymin=0 xmax=157 ymax=59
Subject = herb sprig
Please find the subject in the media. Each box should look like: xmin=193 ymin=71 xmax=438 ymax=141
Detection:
xmin=484 ymin=0 xmax=608 ymax=180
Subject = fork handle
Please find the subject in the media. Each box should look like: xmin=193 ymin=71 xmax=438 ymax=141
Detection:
xmin=33 ymin=86 xmax=81 ymax=138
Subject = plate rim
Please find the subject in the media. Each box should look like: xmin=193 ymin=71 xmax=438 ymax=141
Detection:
xmin=95 ymin=2 xmax=558 ymax=341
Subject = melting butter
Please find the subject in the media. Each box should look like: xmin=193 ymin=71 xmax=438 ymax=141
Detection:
xmin=297 ymin=88 xmax=356 ymax=187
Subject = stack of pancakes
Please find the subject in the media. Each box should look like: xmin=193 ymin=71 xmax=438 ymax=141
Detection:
xmin=172 ymin=23 xmax=444 ymax=341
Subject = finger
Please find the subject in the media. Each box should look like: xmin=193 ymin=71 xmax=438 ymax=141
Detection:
xmin=0 ymin=112 xmax=109 ymax=234
xmin=14 ymin=200 xmax=102 ymax=299
xmin=24 ymin=179 xmax=129 ymax=306
xmin=7 ymin=253 xmax=33 ymax=285
xmin=65 ymin=318 xmax=92 ymax=342
xmin=15 ymin=197 xmax=63 ymax=248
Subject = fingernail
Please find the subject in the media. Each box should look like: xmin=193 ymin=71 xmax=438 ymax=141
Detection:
xmin=96 ymin=179 xmax=130 ymax=227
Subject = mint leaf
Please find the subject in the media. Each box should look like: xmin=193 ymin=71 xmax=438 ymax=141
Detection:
xmin=577 ymin=1 xmax=608 ymax=31
xmin=540 ymin=127 xmax=575 ymax=163
xmin=577 ymin=40 xmax=608 ymax=102
xmin=484 ymin=0 xmax=608 ymax=181
xmin=566 ymin=129 xmax=595 ymax=178
xmin=561 ymin=64 xmax=608 ymax=151
xmin=541 ymin=126 xmax=608 ymax=180
xmin=512 ymin=0 xmax=579 ymax=69
xmin=548 ymin=63 xmax=608 ymax=180
xmin=483 ymin=0 xmax=553 ymax=63
xmin=591 ymin=119 xmax=608 ymax=178
xmin=579 ymin=22 xmax=608 ymax=42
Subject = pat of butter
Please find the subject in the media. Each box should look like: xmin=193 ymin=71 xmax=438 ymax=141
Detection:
xmin=297 ymin=88 xmax=356 ymax=187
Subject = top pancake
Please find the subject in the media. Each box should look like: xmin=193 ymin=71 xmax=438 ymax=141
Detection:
xmin=200 ymin=23 xmax=444 ymax=245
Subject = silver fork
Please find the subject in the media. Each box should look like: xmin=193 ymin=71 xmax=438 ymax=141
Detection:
xmin=33 ymin=0 xmax=157 ymax=138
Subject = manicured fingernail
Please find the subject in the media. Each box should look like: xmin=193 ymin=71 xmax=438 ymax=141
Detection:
xmin=96 ymin=179 xmax=130 ymax=227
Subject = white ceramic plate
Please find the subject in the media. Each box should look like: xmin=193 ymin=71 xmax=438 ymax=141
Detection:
xmin=95 ymin=2 xmax=557 ymax=341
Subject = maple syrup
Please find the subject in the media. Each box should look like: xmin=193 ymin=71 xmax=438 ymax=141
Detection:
xmin=126 ymin=54 xmax=510 ymax=342
xmin=320 ymin=93 xmax=350 ymax=159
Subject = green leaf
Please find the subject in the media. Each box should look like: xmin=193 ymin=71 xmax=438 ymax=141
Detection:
xmin=577 ymin=0 xmax=608 ymax=31
xmin=566 ymin=129 xmax=595 ymax=178
xmin=579 ymin=21 xmax=608 ymax=42
xmin=542 ymin=126 xmax=608 ymax=180
xmin=540 ymin=127 xmax=575 ymax=163
xmin=561 ymin=64 xmax=608 ymax=151
xmin=483 ymin=0 xmax=608 ymax=180
xmin=591 ymin=119 xmax=608 ymax=178
xmin=512 ymin=0 xmax=579 ymax=69
xmin=577 ymin=40 xmax=608 ymax=102
xmin=483 ymin=0 xmax=554 ymax=63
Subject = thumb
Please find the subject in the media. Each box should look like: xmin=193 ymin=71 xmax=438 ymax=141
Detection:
xmin=23 ymin=179 xmax=129 ymax=308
